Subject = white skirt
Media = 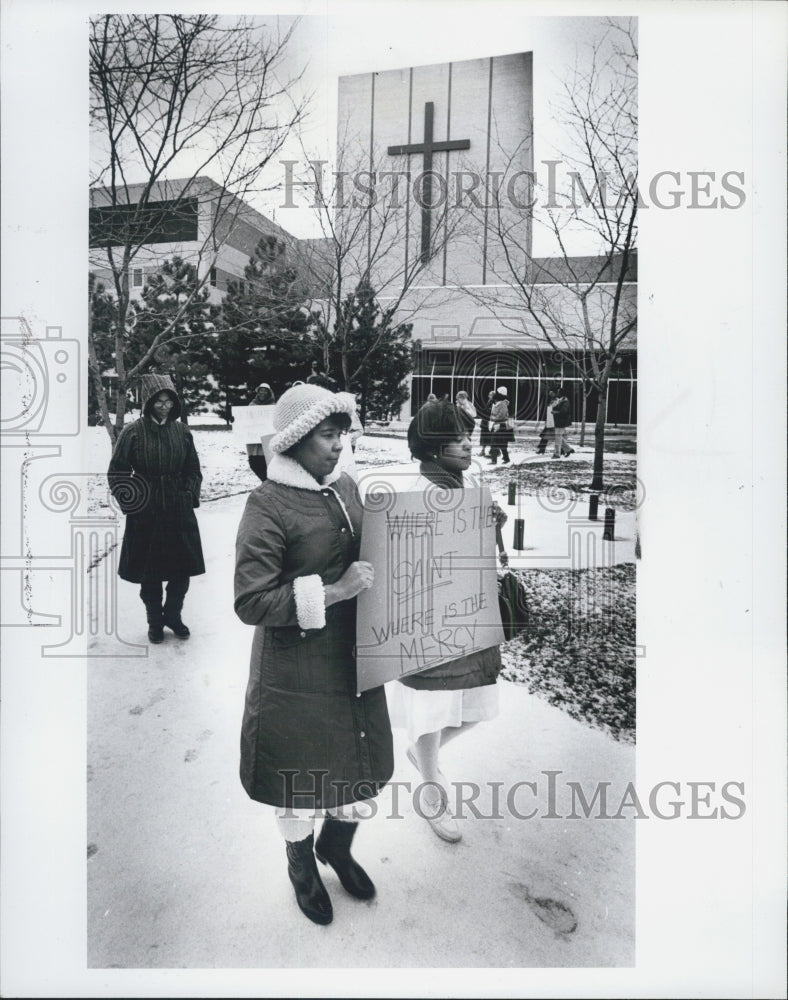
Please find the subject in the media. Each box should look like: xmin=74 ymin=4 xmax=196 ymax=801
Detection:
xmin=386 ymin=679 xmax=500 ymax=743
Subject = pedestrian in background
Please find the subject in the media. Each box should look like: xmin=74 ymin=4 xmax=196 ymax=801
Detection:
xmin=536 ymin=389 xmax=556 ymax=454
xmin=108 ymin=374 xmax=205 ymax=644
xmin=454 ymin=389 xmax=477 ymax=438
xmin=246 ymin=382 xmax=276 ymax=482
xmin=478 ymin=389 xmax=496 ymax=457
xmin=551 ymin=386 xmax=574 ymax=458
xmin=488 ymin=386 xmax=513 ymax=465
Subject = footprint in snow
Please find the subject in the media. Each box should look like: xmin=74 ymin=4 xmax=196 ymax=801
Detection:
xmin=507 ymin=882 xmax=578 ymax=935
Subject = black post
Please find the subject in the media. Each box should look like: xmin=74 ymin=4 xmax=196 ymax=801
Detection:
xmin=589 ymin=494 xmax=599 ymax=520
xmin=513 ymin=518 xmax=525 ymax=550
xmin=603 ymin=507 xmax=615 ymax=540
xmin=507 ymin=481 xmax=516 ymax=505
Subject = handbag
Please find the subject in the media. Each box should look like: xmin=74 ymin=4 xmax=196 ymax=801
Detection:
xmin=495 ymin=527 xmax=529 ymax=640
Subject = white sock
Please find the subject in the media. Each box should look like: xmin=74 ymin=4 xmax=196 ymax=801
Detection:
xmin=276 ymin=815 xmax=315 ymax=843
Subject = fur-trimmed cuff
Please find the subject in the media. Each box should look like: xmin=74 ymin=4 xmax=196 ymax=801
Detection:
xmin=292 ymin=575 xmax=326 ymax=630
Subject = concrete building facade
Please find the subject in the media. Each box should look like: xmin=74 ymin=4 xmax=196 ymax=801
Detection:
xmin=337 ymin=52 xmax=637 ymax=423
xmin=89 ymin=176 xmax=300 ymax=304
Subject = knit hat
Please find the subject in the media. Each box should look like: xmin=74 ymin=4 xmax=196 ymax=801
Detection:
xmin=496 ymin=386 xmax=508 ymax=396
xmin=139 ymin=373 xmax=181 ymax=419
xmin=269 ymin=383 xmax=356 ymax=454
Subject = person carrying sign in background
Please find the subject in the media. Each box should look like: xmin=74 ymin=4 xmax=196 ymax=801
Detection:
xmin=246 ymin=382 xmax=276 ymax=482
xmin=107 ymin=373 xmax=205 ymax=644
xmin=388 ymin=399 xmax=507 ymax=843
xmin=234 ymin=383 xmax=394 ymax=926
xmin=488 ymin=385 xmax=513 ymax=465
xmin=551 ymin=386 xmax=574 ymax=458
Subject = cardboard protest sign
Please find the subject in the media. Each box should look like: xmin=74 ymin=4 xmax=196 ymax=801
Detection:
xmin=355 ymin=483 xmax=504 ymax=692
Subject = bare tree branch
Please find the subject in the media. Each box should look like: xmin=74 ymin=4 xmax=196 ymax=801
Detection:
xmin=89 ymin=14 xmax=309 ymax=441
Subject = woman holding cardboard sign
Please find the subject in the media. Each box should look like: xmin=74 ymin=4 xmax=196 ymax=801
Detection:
xmin=234 ymin=383 xmax=394 ymax=926
xmin=394 ymin=399 xmax=507 ymax=843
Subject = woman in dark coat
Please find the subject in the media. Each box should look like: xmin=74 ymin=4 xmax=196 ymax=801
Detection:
xmin=488 ymin=386 xmax=514 ymax=464
xmin=234 ymin=383 xmax=394 ymax=926
xmin=390 ymin=400 xmax=506 ymax=843
xmin=107 ymin=374 xmax=205 ymax=643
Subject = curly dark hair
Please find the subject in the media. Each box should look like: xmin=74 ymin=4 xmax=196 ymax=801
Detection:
xmin=407 ymin=399 xmax=466 ymax=462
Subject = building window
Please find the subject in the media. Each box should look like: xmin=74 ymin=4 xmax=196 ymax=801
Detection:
xmin=132 ymin=268 xmax=144 ymax=288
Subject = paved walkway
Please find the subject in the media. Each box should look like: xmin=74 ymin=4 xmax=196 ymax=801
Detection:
xmin=87 ymin=495 xmax=635 ymax=969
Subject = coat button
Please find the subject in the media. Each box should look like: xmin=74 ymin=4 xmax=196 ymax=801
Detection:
xmin=300 ymin=631 xmax=306 ymax=638
xmin=356 ymin=692 xmax=361 ymax=698
xmin=359 ymin=731 xmax=366 ymax=738
xmin=340 ymin=527 xmax=347 ymax=533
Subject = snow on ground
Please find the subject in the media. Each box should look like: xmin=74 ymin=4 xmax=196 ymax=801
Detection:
xmin=87 ymin=424 xmax=637 ymax=743
xmin=85 ymin=421 xmax=637 ymax=967
xmin=87 ymin=424 xmax=636 ymax=505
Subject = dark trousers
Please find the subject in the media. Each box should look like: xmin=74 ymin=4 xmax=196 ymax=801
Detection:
xmin=140 ymin=577 xmax=190 ymax=622
xmin=536 ymin=428 xmax=554 ymax=454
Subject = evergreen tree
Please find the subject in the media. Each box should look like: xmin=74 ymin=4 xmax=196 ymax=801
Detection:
xmin=220 ymin=235 xmax=319 ymax=401
xmin=319 ymin=279 xmax=417 ymax=421
xmin=128 ymin=257 xmax=220 ymax=421
xmin=88 ymin=275 xmax=119 ymax=426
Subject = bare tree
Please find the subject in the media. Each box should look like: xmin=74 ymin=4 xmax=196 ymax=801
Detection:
xmin=288 ymin=129 xmax=473 ymax=395
xmin=475 ymin=18 xmax=637 ymax=489
xmin=89 ymin=14 xmax=308 ymax=442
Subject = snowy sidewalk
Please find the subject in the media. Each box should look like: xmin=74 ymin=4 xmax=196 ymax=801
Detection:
xmin=87 ymin=494 xmax=635 ymax=969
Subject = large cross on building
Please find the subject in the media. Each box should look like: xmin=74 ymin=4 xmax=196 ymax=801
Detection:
xmin=388 ymin=101 xmax=470 ymax=264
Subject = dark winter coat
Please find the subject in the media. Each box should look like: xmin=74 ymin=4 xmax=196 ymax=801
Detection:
xmin=234 ymin=454 xmax=394 ymax=809
xmin=107 ymin=386 xmax=205 ymax=584
xmin=552 ymin=395 xmax=572 ymax=428
xmin=479 ymin=396 xmax=496 ymax=447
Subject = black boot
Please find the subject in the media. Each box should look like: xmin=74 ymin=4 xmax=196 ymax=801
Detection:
xmin=314 ymin=817 xmax=376 ymax=900
xmin=285 ymin=833 xmax=333 ymax=925
xmin=144 ymin=605 xmax=164 ymax=644
xmin=162 ymin=604 xmax=190 ymax=638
